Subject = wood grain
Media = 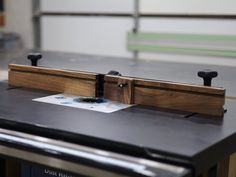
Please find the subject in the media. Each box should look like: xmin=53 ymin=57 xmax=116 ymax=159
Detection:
xmin=104 ymin=76 xmax=134 ymax=104
xmin=8 ymin=64 xmax=225 ymax=117
xmin=105 ymin=76 xmax=225 ymax=96
xmin=227 ymin=153 xmax=236 ymax=177
xmin=104 ymin=75 xmax=225 ymax=117
xmin=216 ymin=153 xmax=236 ymax=177
xmin=134 ymin=86 xmax=224 ymax=117
xmin=217 ymin=156 xmax=230 ymax=177
xmin=9 ymin=64 xmax=98 ymax=97
xmin=226 ymin=96 xmax=236 ymax=100
xmin=9 ymin=64 xmax=97 ymax=80
xmin=135 ymin=78 xmax=225 ymax=96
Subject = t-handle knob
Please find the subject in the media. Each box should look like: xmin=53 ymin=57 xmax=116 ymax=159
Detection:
xmin=107 ymin=70 xmax=122 ymax=76
xmin=27 ymin=53 xmax=42 ymax=66
xmin=198 ymin=69 xmax=218 ymax=86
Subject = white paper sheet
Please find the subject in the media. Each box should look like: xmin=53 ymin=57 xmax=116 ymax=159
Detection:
xmin=33 ymin=94 xmax=133 ymax=113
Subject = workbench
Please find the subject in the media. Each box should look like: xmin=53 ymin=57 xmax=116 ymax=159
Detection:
xmin=0 ymin=49 xmax=236 ymax=177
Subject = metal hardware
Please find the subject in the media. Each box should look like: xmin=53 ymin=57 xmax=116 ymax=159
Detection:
xmin=0 ymin=128 xmax=189 ymax=177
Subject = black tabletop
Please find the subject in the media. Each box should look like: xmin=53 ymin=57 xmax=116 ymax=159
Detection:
xmin=0 ymin=85 xmax=235 ymax=175
xmin=0 ymin=49 xmax=236 ymax=176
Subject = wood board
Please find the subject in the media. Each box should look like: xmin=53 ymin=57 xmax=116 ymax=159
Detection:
xmin=8 ymin=64 xmax=226 ymax=117
xmin=8 ymin=64 xmax=99 ymax=97
xmin=104 ymin=75 xmax=225 ymax=117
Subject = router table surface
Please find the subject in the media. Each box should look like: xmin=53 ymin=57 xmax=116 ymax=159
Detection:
xmin=0 ymin=49 xmax=236 ymax=176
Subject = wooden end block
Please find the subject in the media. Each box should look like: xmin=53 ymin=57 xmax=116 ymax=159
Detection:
xmin=104 ymin=76 xmax=134 ymax=104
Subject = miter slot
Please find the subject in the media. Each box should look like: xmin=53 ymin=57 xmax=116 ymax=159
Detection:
xmin=184 ymin=113 xmax=198 ymax=119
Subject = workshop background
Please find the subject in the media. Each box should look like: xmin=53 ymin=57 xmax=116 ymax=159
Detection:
xmin=1 ymin=0 xmax=236 ymax=66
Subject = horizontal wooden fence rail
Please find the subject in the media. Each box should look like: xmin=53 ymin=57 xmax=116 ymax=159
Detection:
xmin=104 ymin=75 xmax=225 ymax=117
xmin=8 ymin=64 xmax=226 ymax=117
xmin=8 ymin=64 xmax=100 ymax=97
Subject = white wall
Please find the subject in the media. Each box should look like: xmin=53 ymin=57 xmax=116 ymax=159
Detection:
xmin=0 ymin=0 xmax=34 ymax=49
xmin=41 ymin=0 xmax=134 ymax=13
xmin=140 ymin=18 xmax=236 ymax=35
xmin=41 ymin=16 xmax=133 ymax=57
xmin=140 ymin=0 xmax=236 ymax=15
xmin=40 ymin=0 xmax=236 ymax=66
xmin=4 ymin=0 xmax=234 ymax=66
xmin=41 ymin=0 xmax=135 ymax=57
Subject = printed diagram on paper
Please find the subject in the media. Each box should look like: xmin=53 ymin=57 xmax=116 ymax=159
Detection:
xmin=33 ymin=94 xmax=133 ymax=113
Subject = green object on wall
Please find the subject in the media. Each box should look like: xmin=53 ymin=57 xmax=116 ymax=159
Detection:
xmin=127 ymin=32 xmax=236 ymax=57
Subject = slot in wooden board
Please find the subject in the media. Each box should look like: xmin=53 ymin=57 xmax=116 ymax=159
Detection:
xmin=104 ymin=75 xmax=225 ymax=117
xmin=8 ymin=64 xmax=98 ymax=97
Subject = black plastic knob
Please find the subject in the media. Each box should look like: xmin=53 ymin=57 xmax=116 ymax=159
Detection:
xmin=27 ymin=53 xmax=42 ymax=66
xmin=198 ymin=69 xmax=218 ymax=86
xmin=107 ymin=70 xmax=122 ymax=76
